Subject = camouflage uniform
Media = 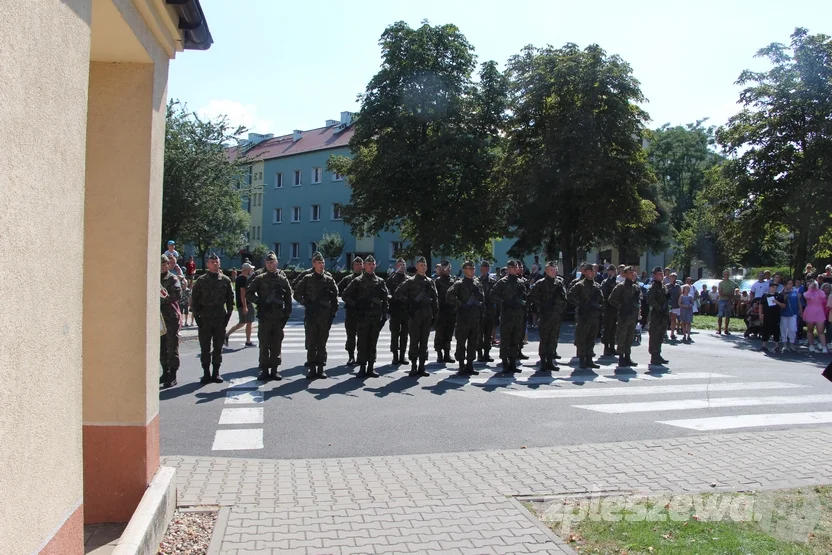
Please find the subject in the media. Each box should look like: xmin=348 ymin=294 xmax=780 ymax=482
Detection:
xmin=477 ymin=267 xmax=497 ymax=362
xmin=446 ymin=269 xmax=484 ymax=374
xmin=568 ymin=275 xmax=603 ymax=368
xmin=490 ymin=265 xmax=527 ymax=373
xmin=246 ymin=263 xmax=293 ymax=380
xmin=601 ymin=271 xmax=619 ymax=356
xmin=337 ymin=265 xmax=362 ymax=364
xmin=433 ymin=269 xmax=457 ymax=362
xmin=191 ymin=262 xmax=234 ymax=382
xmin=394 ymin=270 xmax=438 ymax=376
xmin=293 ymin=263 xmax=339 ymax=377
xmin=160 ymin=263 xmax=182 ymax=387
xmin=528 ymin=270 xmax=566 ymax=371
xmin=342 ymin=268 xmax=389 ymax=376
xmin=608 ymin=277 xmax=642 ymax=366
xmin=646 ymin=275 xmax=670 ymax=364
xmin=386 ymin=266 xmax=409 ymax=364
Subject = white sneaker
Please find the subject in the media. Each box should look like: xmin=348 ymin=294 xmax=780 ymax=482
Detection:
xmin=809 ymin=345 xmax=816 ymax=353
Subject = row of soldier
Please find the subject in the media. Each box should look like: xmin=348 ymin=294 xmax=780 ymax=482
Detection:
xmin=159 ymin=250 xmax=672 ymax=387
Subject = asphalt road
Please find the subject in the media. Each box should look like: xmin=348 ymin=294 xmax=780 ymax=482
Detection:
xmin=161 ymin=307 xmax=832 ymax=460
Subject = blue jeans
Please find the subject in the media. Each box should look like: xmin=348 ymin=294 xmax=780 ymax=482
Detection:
xmin=718 ymin=300 xmax=733 ymax=318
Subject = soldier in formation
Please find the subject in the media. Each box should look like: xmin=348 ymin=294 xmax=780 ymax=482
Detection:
xmin=160 ymin=255 xmax=182 ymax=389
xmin=477 ymin=261 xmax=497 ymax=362
xmin=394 ymin=256 xmax=438 ymax=377
xmin=246 ymin=252 xmax=293 ymax=381
xmin=433 ymin=260 xmax=457 ymax=363
xmin=607 ymin=265 xmax=642 ymax=367
xmin=446 ymin=261 xmax=485 ymax=376
xmin=646 ymin=266 xmax=671 ymax=365
xmin=191 ymin=252 xmax=234 ymax=383
xmin=568 ymin=263 xmax=603 ymax=369
xmin=293 ymin=252 xmax=339 ymax=379
xmin=337 ymin=257 xmax=364 ymax=366
xmin=528 ymin=261 xmax=566 ymax=372
xmin=490 ymin=260 xmax=528 ymax=374
xmin=342 ymin=256 xmax=389 ymax=377
xmin=386 ymin=257 xmax=410 ymax=365
xmin=600 ymin=264 xmax=619 ymax=357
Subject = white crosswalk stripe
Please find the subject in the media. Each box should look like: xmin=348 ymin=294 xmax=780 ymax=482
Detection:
xmin=659 ymin=411 xmax=832 ymax=431
xmin=502 ymin=381 xmax=807 ymax=399
xmin=575 ymin=394 xmax=832 ymax=414
xmin=449 ymin=372 xmax=732 ymax=386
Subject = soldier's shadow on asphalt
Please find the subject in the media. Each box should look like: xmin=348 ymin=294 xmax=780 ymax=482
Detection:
xmin=188 ymin=367 xmax=261 ymax=404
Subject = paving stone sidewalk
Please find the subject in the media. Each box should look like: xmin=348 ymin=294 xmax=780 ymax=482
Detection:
xmin=163 ymin=426 xmax=832 ymax=554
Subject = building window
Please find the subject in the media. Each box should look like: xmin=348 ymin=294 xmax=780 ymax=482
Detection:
xmin=293 ymin=170 xmax=302 ymax=186
xmin=291 ymin=206 xmax=301 ymax=222
xmin=309 ymin=242 xmax=318 ymax=258
xmin=275 ymin=173 xmax=283 ymax=189
xmin=332 ymin=171 xmax=344 ymax=182
xmin=310 ymin=204 xmax=321 ymax=221
xmin=274 ymin=243 xmax=281 ymax=258
xmin=273 ymin=208 xmax=282 ymax=224
xmin=312 ymin=167 xmax=322 ymax=184
xmin=291 ymin=242 xmax=300 ymax=259
xmin=390 ymin=241 xmax=403 ymax=260
xmin=331 ymin=203 xmax=342 ymax=220
xmin=254 ymin=226 xmax=261 ymax=241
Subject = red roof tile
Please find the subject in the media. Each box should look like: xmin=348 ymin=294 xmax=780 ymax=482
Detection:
xmin=229 ymin=125 xmax=354 ymax=162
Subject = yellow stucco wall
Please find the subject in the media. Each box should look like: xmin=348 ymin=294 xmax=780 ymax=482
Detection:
xmin=0 ymin=1 xmax=92 ymax=552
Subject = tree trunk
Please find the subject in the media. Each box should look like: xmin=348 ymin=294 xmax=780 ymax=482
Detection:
xmin=197 ymin=247 xmax=208 ymax=270
xmin=561 ymin=232 xmax=576 ymax=281
xmin=794 ymin=224 xmax=809 ymax=280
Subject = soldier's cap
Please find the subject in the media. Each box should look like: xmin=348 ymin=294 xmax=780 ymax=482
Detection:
xmin=161 ymin=255 xmax=170 ymax=264
xmin=651 ymin=266 xmax=663 ymax=274
xmin=265 ymin=253 xmax=277 ymax=261
xmin=618 ymin=264 xmax=626 ymax=270
xmin=623 ymin=265 xmax=634 ymax=273
xmin=415 ymin=256 xmax=426 ymax=264
xmin=167 ymin=240 xmax=175 ymax=245
xmin=480 ymin=260 xmax=491 ymax=268
xmin=364 ymin=255 xmax=376 ymax=264
xmin=607 ymin=264 xmax=616 ymax=272
xmin=506 ymin=260 xmax=518 ymax=268
xmin=545 ymin=261 xmax=557 ymax=268
xmin=265 ymin=250 xmax=275 ymax=256
xmin=582 ymin=263 xmax=594 ymax=271
xmin=440 ymin=259 xmax=451 ymax=268
xmin=396 ymin=257 xmax=405 ymax=264
xmin=242 ymin=262 xmax=254 ymax=269
xmin=352 ymin=256 xmax=363 ymax=265
xmin=462 ymin=260 xmax=474 ymax=269
xmin=208 ymin=252 xmax=220 ymax=260
xmin=311 ymin=251 xmax=324 ymax=262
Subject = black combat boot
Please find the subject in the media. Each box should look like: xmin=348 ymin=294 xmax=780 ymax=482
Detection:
xmin=258 ymin=366 xmax=270 ymax=381
xmin=547 ymin=357 xmax=559 ymax=371
xmin=410 ymin=360 xmax=418 ymax=376
xmin=417 ymin=359 xmax=430 ymax=377
xmin=578 ymin=357 xmax=589 ymax=370
xmin=357 ymin=362 xmax=367 ymax=377
xmin=318 ymin=365 xmax=328 ymax=379
xmin=391 ymin=352 xmax=400 ymax=365
xmin=467 ymin=361 xmax=479 ymax=375
xmin=168 ymin=370 xmax=178 ymax=387
xmin=366 ymin=362 xmax=379 ymax=378
xmin=270 ymin=367 xmax=282 ymax=380
xmin=618 ymin=354 xmax=627 ymax=367
xmin=553 ymin=351 xmax=562 ymax=360
xmin=625 ymin=352 xmax=638 ymax=367
xmin=651 ymin=355 xmax=669 ymax=365
xmin=346 ymin=352 xmax=356 ymax=366
xmin=501 ymin=359 xmax=511 ymax=374
xmin=200 ymin=365 xmax=212 ymax=384
xmin=484 ymin=351 xmax=494 ymax=362
xmin=477 ymin=350 xmax=485 ymax=363
xmin=400 ymin=350 xmax=409 ymax=365
xmin=538 ymin=358 xmax=550 ymax=373
xmin=211 ymin=366 xmax=224 ymax=383
xmin=160 ymin=368 xmax=169 ymax=385
xmin=518 ymin=350 xmax=529 ymax=360
xmin=587 ymin=356 xmax=601 ymax=369
xmin=443 ymin=350 xmax=456 ymax=363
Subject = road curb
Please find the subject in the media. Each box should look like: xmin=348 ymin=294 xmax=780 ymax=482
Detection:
xmin=206 ymin=506 xmax=230 ymax=555
xmin=111 ymin=466 xmax=177 ymax=555
xmin=507 ymin=495 xmax=579 ymax=554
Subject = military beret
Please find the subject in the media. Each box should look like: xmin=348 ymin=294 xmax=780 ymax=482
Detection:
xmin=440 ymin=259 xmax=451 ymax=267
xmin=311 ymin=251 xmax=324 ymax=262
xmin=352 ymin=256 xmax=363 ymax=265
xmin=652 ymin=266 xmax=663 ymax=274
xmin=208 ymin=252 xmax=220 ymax=260
xmin=480 ymin=260 xmax=491 ymax=267
xmin=396 ymin=257 xmax=406 ymax=264
xmin=506 ymin=260 xmax=518 ymax=268
xmin=545 ymin=261 xmax=557 ymax=268
xmin=462 ymin=260 xmax=474 ymax=269
xmin=415 ymin=256 xmax=426 ymax=264
xmin=364 ymin=255 xmax=376 ymax=264
xmin=265 ymin=253 xmax=277 ymax=261
xmin=161 ymin=255 xmax=170 ymax=264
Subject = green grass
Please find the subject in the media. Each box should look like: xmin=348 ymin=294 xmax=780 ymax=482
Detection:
xmin=527 ymin=487 xmax=832 ymax=555
xmin=691 ymin=314 xmax=747 ymax=332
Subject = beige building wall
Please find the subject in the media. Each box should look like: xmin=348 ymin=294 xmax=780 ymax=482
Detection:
xmin=0 ymin=1 xmax=92 ymax=553
xmin=250 ymin=160 xmax=265 ymax=247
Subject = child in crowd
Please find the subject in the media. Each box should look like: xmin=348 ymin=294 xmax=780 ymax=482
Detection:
xmin=180 ymin=281 xmax=192 ymax=327
xmin=760 ymin=282 xmax=783 ymax=353
xmin=678 ymin=284 xmax=694 ymax=342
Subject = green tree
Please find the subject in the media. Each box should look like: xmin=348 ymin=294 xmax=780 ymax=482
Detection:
xmin=327 ymin=21 xmax=508 ymax=268
xmin=500 ymin=43 xmax=656 ymax=278
xmin=716 ymin=28 xmax=832 ymax=275
xmin=163 ymin=100 xmax=251 ymax=265
xmin=318 ymin=230 xmax=345 ymax=269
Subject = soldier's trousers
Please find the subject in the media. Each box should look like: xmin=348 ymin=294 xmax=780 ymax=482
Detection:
xmin=344 ymin=308 xmax=358 ymax=354
xmin=357 ymin=318 xmax=383 ymax=363
xmin=479 ymin=309 xmax=495 ymax=355
xmin=198 ymin=318 xmax=225 ymax=369
xmin=574 ymin=310 xmax=600 ymax=359
xmin=433 ymin=309 xmax=456 ymax=353
xmin=258 ymin=318 xmax=285 ymax=368
xmin=603 ymin=309 xmax=618 ymax=349
xmin=648 ymin=316 xmax=667 ymax=355
xmin=537 ymin=313 xmax=561 ymax=358
xmin=305 ymin=314 xmax=332 ymax=364
xmin=389 ymin=311 xmax=409 ymax=354
xmin=499 ymin=309 xmax=525 ymax=360
xmin=160 ymin=318 xmax=180 ymax=373
xmin=408 ymin=314 xmax=432 ymax=362
xmin=616 ymin=316 xmax=637 ymax=355
xmin=454 ymin=316 xmax=480 ymax=362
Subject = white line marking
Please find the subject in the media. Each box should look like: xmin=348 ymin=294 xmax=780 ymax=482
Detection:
xmin=211 ymin=429 xmax=264 ymax=450
xmin=225 ymin=390 xmax=263 ymax=404
xmin=227 ymin=376 xmax=261 ymax=388
xmin=218 ymin=407 xmax=264 ymax=425
xmin=659 ymin=411 xmax=832 ymax=431
xmin=575 ymin=394 xmax=832 ymax=414
xmin=449 ymin=372 xmax=732 ymax=386
xmin=502 ymin=382 xmax=806 ymax=399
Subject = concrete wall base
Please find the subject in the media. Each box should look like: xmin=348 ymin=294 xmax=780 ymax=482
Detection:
xmin=110 ymin=466 xmax=176 ymax=555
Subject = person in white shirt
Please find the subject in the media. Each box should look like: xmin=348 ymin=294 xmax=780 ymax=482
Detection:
xmin=750 ymin=272 xmax=769 ymax=300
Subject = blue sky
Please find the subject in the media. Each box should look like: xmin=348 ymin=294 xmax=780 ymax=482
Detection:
xmin=169 ymin=0 xmax=830 ymax=137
